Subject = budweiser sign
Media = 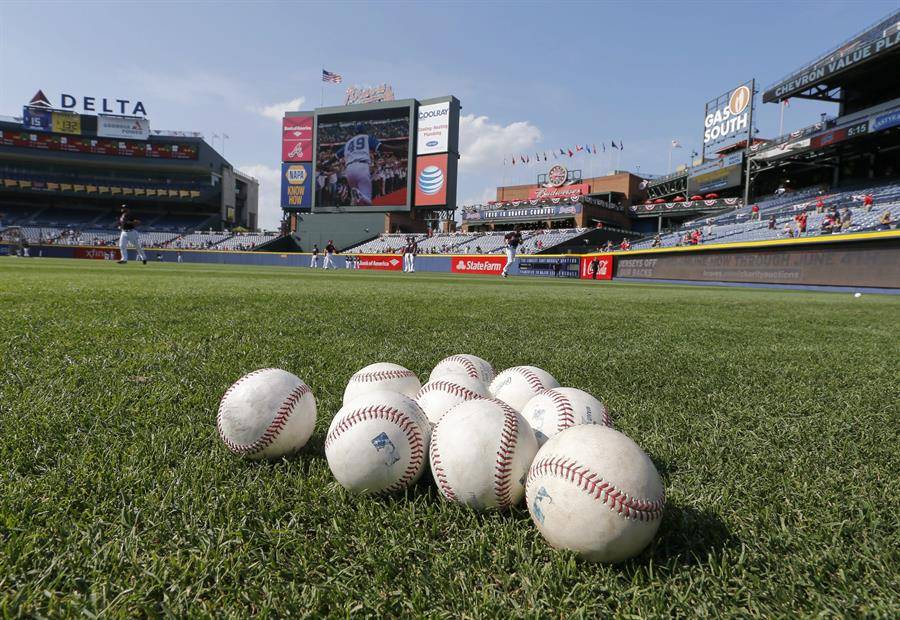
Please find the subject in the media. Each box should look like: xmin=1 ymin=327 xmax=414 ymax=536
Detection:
xmin=529 ymin=183 xmax=589 ymax=200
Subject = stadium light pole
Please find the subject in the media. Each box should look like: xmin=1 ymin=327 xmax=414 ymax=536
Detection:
xmin=742 ymin=80 xmax=757 ymax=208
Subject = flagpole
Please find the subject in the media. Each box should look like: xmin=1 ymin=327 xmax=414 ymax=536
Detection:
xmin=668 ymin=145 xmax=673 ymax=174
xmin=778 ymin=100 xmax=785 ymax=137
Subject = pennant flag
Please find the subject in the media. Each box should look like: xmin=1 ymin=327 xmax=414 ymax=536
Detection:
xmin=322 ymin=69 xmax=343 ymax=83
xmin=511 ymin=156 xmax=515 ymax=165
xmin=610 ymin=141 xmax=618 ymax=149
xmin=585 ymin=145 xmax=591 ymax=154
xmin=543 ymin=152 xmax=548 ymax=161
xmin=576 ymin=145 xmax=584 ymax=152
xmin=602 ymin=142 xmax=606 ymax=152
xmin=559 ymin=148 xmax=565 ymax=155
xmin=520 ymin=155 xmax=526 ymax=164
xmin=593 ymin=144 xmax=597 ymax=153
xmin=553 ymin=151 xmax=558 ymax=159
xmin=783 ymin=98 xmax=790 ymax=107
xmin=567 ymin=149 xmax=573 ymax=157
xmin=619 ymin=140 xmax=624 ymax=150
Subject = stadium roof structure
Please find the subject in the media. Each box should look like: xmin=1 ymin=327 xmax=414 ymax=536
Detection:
xmin=763 ymin=9 xmax=900 ymax=103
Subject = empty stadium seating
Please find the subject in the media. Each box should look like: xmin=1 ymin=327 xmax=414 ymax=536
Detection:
xmin=346 ymin=228 xmax=590 ymax=255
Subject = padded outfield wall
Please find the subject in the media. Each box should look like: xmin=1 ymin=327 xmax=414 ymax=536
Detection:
xmin=3 ymin=230 xmax=898 ymax=288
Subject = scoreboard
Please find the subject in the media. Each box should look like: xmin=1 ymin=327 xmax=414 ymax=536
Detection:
xmin=281 ymin=96 xmax=460 ymax=213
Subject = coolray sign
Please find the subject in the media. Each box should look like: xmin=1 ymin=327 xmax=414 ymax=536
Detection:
xmin=702 ymin=81 xmax=754 ymax=158
xmin=529 ymin=183 xmax=589 ymax=200
xmin=416 ymin=102 xmax=450 ymax=155
xmin=282 ymin=116 xmax=313 ymax=162
xmin=357 ymin=255 xmax=402 ymax=271
xmin=579 ymin=255 xmax=613 ymax=280
xmin=451 ymin=256 xmax=506 ymax=275
xmin=462 ymin=204 xmax=581 ymax=221
xmin=281 ymin=163 xmax=312 ymax=210
xmin=414 ymin=154 xmax=448 ymax=206
xmin=763 ymin=29 xmax=900 ymax=102
xmin=98 ymin=115 xmax=150 ymax=140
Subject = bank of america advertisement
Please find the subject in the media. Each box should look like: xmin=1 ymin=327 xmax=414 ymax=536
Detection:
xmin=281 ymin=163 xmax=312 ymax=210
xmin=98 ymin=115 xmax=150 ymax=140
xmin=282 ymin=116 xmax=313 ymax=162
xmin=416 ymin=102 xmax=450 ymax=155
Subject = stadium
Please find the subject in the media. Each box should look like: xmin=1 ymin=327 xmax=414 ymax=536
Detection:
xmin=1 ymin=4 xmax=898 ymax=618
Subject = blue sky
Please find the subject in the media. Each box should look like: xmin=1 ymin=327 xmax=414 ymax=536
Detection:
xmin=0 ymin=0 xmax=897 ymax=227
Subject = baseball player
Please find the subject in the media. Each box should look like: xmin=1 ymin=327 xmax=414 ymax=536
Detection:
xmin=403 ymin=236 xmax=418 ymax=273
xmin=117 ymin=205 xmax=147 ymax=265
xmin=323 ymin=240 xmax=337 ymax=269
xmin=310 ymin=243 xmax=320 ymax=268
xmin=327 ymin=122 xmax=404 ymax=206
xmin=501 ymin=226 xmax=522 ymax=278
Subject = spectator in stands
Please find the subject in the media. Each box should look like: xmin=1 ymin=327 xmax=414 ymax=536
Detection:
xmin=750 ymin=204 xmax=760 ymax=220
xmin=863 ymin=193 xmax=874 ymax=212
xmin=768 ymin=215 xmax=776 ymax=230
xmin=619 ymin=238 xmax=631 ymax=251
xmin=797 ymin=212 xmax=808 ymax=236
xmin=832 ymin=215 xmax=843 ymax=233
xmin=879 ymin=211 xmax=892 ymax=230
xmin=816 ymin=197 xmax=825 ymax=213
xmin=820 ymin=215 xmax=833 ymax=234
xmin=783 ymin=222 xmax=794 ymax=238
xmin=841 ymin=208 xmax=852 ymax=230
xmin=774 ymin=184 xmax=787 ymax=196
xmin=651 ymin=234 xmax=661 ymax=248
xmin=604 ymin=240 xmax=614 ymax=252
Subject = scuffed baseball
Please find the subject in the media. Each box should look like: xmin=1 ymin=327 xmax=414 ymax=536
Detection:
xmin=521 ymin=387 xmax=612 ymax=446
xmin=526 ymin=425 xmax=665 ymax=563
xmin=429 ymin=398 xmax=538 ymax=511
xmin=489 ymin=366 xmax=559 ymax=412
xmin=429 ymin=354 xmax=495 ymax=385
xmin=415 ymin=376 xmax=489 ymax=425
xmin=326 ymin=390 xmax=431 ymax=494
xmin=343 ymin=362 xmax=421 ymax=405
xmin=217 ymin=368 xmax=317 ymax=460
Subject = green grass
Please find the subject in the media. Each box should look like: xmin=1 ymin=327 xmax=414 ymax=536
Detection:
xmin=1 ymin=257 xmax=898 ymax=617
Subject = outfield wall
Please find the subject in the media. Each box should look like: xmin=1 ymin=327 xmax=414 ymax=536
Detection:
xmin=3 ymin=229 xmax=898 ymax=288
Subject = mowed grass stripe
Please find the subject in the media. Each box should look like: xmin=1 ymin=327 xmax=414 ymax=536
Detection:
xmin=0 ymin=257 xmax=898 ymax=616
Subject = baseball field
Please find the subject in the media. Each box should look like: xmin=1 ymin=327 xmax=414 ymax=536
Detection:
xmin=1 ymin=258 xmax=898 ymax=616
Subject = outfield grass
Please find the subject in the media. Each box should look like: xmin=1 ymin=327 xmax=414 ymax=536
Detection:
xmin=1 ymin=257 xmax=898 ymax=617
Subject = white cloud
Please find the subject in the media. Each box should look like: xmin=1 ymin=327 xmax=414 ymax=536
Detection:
xmin=124 ymin=68 xmax=247 ymax=107
xmin=253 ymin=97 xmax=306 ymax=121
xmin=238 ymin=163 xmax=282 ymax=230
xmin=458 ymin=114 xmax=542 ymax=170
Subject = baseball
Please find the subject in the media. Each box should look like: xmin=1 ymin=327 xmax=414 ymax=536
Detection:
xmin=343 ymin=362 xmax=421 ymax=405
xmin=489 ymin=366 xmax=560 ymax=412
xmin=217 ymin=368 xmax=317 ymax=460
xmin=854 ymin=292 xmax=862 ymax=298
xmin=429 ymin=354 xmax=495 ymax=385
xmin=521 ymin=387 xmax=612 ymax=446
xmin=429 ymin=398 xmax=538 ymax=511
xmin=326 ymin=390 xmax=431 ymax=494
xmin=526 ymin=425 xmax=665 ymax=563
xmin=415 ymin=376 xmax=489 ymax=425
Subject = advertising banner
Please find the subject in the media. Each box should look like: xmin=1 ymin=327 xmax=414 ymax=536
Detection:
xmin=98 ymin=115 xmax=150 ymax=140
xmin=463 ymin=204 xmax=581 ymax=222
xmin=415 ymin=154 xmax=448 ymax=206
xmin=688 ymin=153 xmax=744 ymax=194
xmin=416 ymin=102 xmax=450 ymax=155
xmin=51 ymin=112 xmax=82 ymax=135
xmin=529 ymin=184 xmax=589 ymax=200
xmin=871 ymin=108 xmax=900 ymax=133
xmin=579 ymin=255 xmax=614 ymax=280
xmin=357 ymin=255 xmax=403 ymax=271
xmin=702 ymin=81 xmax=754 ymax=158
xmin=282 ymin=116 xmax=313 ymax=162
xmin=22 ymin=107 xmax=52 ymax=132
xmin=0 ymin=131 xmax=196 ymax=159
xmin=281 ymin=163 xmax=312 ymax=210
xmin=628 ymin=197 xmax=741 ymax=217
xmin=518 ymin=256 xmax=580 ymax=278
xmin=74 ymin=247 xmax=121 ymax=261
xmin=450 ymin=256 xmax=506 ymax=275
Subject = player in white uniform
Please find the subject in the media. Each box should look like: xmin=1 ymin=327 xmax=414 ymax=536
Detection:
xmin=501 ymin=227 xmax=522 ymax=278
xmin=117 ymin=205 xmax=147 ymax=265
xmin=323 ymin=240 xmax=337 ymax=269
xmin=330 ymin=123 xmax=405 ymax=206
xmin=403 ymin=236 xmax=418 ymax=273
xmin=310 ymin=244 xmax=320 ymax=268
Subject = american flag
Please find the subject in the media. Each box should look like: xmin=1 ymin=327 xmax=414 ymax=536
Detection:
xmin=322 ymin=69 xmax=342 ymax=83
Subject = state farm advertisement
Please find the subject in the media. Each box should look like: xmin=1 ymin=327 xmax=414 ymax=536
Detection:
xmin=282 ymin=116 xmax=313 ymax=162
xmin=451 ymin=256 xmax=506 ymax=275
xmin=529 ymin=183 xmax=589 ymax=200
xmin=357 ymin=255 xmax=402 ymax=271
xmin=579 ymin=254 xmax=613 ymax=280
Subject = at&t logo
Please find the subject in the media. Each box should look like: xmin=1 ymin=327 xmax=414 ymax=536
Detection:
xmin=418 ymin=165 xmax=444 ymax=195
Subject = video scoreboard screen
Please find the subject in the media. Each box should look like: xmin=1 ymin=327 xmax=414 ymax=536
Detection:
xmin=281 ymin=96 xmax=460 ymax=213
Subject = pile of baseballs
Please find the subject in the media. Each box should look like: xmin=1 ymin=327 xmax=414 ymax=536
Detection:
xmin=216 ymin=355 xmax=665 ymax=563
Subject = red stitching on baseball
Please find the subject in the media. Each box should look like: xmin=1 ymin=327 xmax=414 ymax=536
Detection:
xmin=415 ymin=380 xmax=481 ymax=401
xmin=512 ymin=367 xmax=549 ymax=393
xmin=492 ymin=399 xmax=519 ymax=508
xmin=217 ymin=371 xmax=311 ymax=456
xmin=528 ymin=456 xmax=665 ymax=521
xmin=325 ymin=405 xmax=425 ymax=493
xmin=442 ymin=355 xmax=480 ymax=379
xmin=541 ymin=389 xmax=575 ymax=433
xmin=430 ymin=420 xmax=458 ymax=502
xmin=351 ymin=369 xmax=416 ymax=383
